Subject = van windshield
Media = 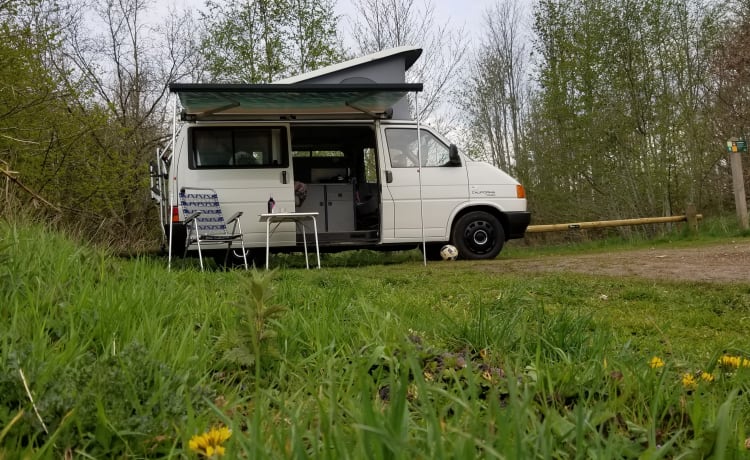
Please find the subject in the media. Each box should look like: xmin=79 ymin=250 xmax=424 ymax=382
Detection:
xmin=190 ymin=127 xmax=288 ymax=168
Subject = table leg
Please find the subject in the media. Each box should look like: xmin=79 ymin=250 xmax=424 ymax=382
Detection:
xmin=301 ymin=220 xmax=309 ymax=269
xmin=312 ymin=216 xmax=321 ymax=269
xmin=265 ymin=218 xmax=271 ymax=270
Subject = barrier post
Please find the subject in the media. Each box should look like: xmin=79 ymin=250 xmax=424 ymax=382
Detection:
xmin=727 ymin=137 xmax=749 ymax=230
xmin=686 ymin=204 xmax=698 ymax=233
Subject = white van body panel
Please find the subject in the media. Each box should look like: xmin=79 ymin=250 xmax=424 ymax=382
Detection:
xmin=171 ymin=122 xmax=297 ymax=248
xmin=379 ymin=123 xmax=469 ymax=242
xmin=380 ymin=166 xmax=469 ymax=241
xmin=466 ymin=161 xmax=527 ymax=212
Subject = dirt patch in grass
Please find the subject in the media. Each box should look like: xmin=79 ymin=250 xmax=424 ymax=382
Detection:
xmin=486 ymin=241 xmax=750 ymax=283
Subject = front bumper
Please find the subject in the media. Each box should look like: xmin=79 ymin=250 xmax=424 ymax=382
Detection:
xmin=504 ymin=211 xmax=531 ymax=239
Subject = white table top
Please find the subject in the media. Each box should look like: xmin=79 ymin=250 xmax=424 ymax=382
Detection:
xmin=259 ymin=212 xmax=319 ymax=220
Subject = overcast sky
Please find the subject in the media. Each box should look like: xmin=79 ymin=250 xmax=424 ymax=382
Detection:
xmin=161 ymin=0 xmax=534 ymax=51
xmin=335 ymin=0 xmax=499 ymax=35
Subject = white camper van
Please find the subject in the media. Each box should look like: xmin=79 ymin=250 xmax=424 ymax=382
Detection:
xmin=152 ymin=47 xmax=530 ymax=265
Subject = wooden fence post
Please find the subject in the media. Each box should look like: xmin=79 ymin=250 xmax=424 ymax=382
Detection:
xmin=686 ymin=204 xmax=698 ymax=233
xmin=729 ymin=149 xmax=749 ymax=230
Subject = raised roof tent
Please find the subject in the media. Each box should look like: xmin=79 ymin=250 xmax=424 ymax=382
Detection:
xmin=274 ymin=46 xmax=422 ymax=85
xmin=170 ymin=47 xmax=423 ymax=121
xmin=275 ymin=46 xmax=422 ymax=120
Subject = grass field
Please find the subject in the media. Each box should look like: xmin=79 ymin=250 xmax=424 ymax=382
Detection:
xmin=1 ymin=219 xmax=749 ymax=458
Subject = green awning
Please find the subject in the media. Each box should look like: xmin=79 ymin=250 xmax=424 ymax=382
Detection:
xmin=169 ymin=83 xmax=423 ymax=120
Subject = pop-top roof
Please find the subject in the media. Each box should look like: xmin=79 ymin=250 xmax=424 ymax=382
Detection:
xmin=170 ymin=83 xmax=422 ymax=120
xmin=170 ymin=47 xmax=424 ymax=121
xmin=273 ymin=46 xmax=422 ymax=84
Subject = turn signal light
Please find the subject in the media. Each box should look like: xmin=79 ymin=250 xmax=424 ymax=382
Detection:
xmin=171 ymin=206 xmax=180 ymax=223
xmin=516 ymin=185 xmax=526 ymax=199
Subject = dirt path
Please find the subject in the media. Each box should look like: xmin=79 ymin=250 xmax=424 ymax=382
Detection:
xmin=485 ymin=241 xmax=750 ymax=283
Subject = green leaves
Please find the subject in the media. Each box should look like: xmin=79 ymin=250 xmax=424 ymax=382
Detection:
xmin=200 ymin=0 xmax=342 ymax=83
xmin=525 ymin=0 xmax=726 ymax=225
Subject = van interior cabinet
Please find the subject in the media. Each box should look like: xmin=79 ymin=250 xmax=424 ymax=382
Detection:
xmin=325 ymin=184 xmax=355 ymax=232
xmin=298 ymin=184 xmax=325 ymax=219
xmin=297 ymin=183 xmax=354 ymax=233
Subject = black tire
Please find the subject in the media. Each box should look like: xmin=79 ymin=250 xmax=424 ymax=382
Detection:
xmin=451 ymin=211 xmax=505 ymax=260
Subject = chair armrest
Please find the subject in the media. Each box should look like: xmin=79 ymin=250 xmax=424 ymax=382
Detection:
xmin=184 ymin=211 xmax=202 ymax=225
xmin=225 ymin=211 xmax=243 ymax=225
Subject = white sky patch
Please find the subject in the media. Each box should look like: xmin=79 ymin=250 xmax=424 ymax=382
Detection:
xmin=155 ymin=0 xmax=534 ymax=37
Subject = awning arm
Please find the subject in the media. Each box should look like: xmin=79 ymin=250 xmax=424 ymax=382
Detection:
xmin=182 ymin=99 xmax=241 ymax=121
xmin=345 ymin=98 xmax=393 ymax=119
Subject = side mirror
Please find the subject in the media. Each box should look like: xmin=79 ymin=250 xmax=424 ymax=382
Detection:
xmin=447 ymin=144 xmax=461 ymax=166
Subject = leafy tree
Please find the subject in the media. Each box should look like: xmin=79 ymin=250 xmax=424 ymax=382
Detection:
xmin=348 ymin=0 xmax=466 ymax=127
xmin=524 ymin=0 xmax=724 ymax=226
xmin=200 ymin=0 xmax=342 ymax=83
xmin=712 ymin=1 xmax=750 ymax=137
xmin=286 ymin=0 xmax=344 ymax=75
xmin=0 ymin=0 xmax=92 ymax=216
xmin=50 ymin=0 xmax=199 ymax=243
xmin=459 ymin=0 xmax=529 ymax=175
xmin=2 ymin=0 xmax=201 ymax=248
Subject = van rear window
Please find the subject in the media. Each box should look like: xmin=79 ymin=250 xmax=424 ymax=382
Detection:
xmin=189 ymin=127 xmax=288 ymax=168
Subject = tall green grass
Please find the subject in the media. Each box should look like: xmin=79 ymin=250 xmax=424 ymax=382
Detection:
xmin=1 ymin=219 xmax=749 ymax=458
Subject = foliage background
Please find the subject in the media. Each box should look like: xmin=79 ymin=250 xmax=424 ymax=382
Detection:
xmin=3 ymin=1 xmax=750 ymax=456
xmin=2 ymin=0 xmax=750 ymax=246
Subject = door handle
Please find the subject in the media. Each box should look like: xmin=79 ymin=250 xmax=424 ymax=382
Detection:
xmin=281 ymin=171 xmax=287 ymax=184
xmin=385 ymin=170 xmax=393 ymax=183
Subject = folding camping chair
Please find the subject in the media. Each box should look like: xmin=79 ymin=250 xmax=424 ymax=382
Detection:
xmin=177 ymin=187 xmax=248 ymax=270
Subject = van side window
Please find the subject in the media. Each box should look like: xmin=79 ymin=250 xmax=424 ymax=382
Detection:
xmin=363 ymin=147 xmax=377 ymax=182
xmin=191 ymin=127 xmax=288 ymax=169
xmin=385 ymin=128 xmax=451 ymax=168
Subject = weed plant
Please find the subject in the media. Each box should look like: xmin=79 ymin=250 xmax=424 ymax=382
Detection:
xmin=1 ymin=219 xmax=749 ymax=458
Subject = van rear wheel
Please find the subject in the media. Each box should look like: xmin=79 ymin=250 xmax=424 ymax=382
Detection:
xmin=452 ymin=211 xmax=504 ymax=260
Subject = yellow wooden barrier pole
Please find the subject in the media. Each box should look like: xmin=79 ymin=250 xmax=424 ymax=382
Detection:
xmin=526 ymin=214 xmax=703 ymax=233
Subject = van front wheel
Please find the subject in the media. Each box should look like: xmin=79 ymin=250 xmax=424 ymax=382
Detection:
xmin=452 ymin=211 xmax=504 ymax=260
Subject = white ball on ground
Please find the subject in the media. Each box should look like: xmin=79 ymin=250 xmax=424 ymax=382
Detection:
xmin=440 ymin=244 xmax=459 ymax=261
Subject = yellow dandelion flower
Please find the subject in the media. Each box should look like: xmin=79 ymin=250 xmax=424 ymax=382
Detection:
xmin=699 ymin=371 xmax=715 ymax=383
xmin=719 ymin=355 xmax=740 ymax=369
xmin=719 ymin=354 xmax=750 ymax=369
xmin=189 ymin=426 xmax=231 ymax=458
xmin=649 ymin=356 xmax=665 ymax=369
xmin=681 ymin=373 xmax=697 ymax=390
